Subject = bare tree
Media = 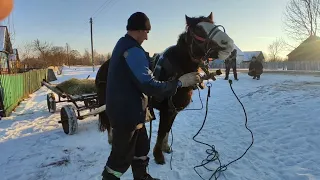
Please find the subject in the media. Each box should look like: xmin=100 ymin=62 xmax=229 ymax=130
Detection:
xmin=19 ymin=39 xmax=111 ymax=68
xmin=49 ymin=46 xmax=66 ymax=66
xmin=19 ymin=42 xmax=33 ymax=60
xmin=284 ymin=0 xmax=320 ymax=41
xmin=106 ymin=52 xmax=111 ymax=60
xmin=33 ymin=39 xmax=51 ymax=67
xmin=268 ymin=38 xmax=286 ymax=61
xmin=68 ymin=50 xmax=81 ymax=65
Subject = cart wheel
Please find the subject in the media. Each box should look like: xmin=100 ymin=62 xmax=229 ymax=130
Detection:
xmin=47 ymin=93 xmax=56 ymax=113
xmin=60 ymin=105 xmax=78 ymax=135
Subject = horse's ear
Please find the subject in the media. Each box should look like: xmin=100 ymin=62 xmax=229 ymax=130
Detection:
xmin=185 ymin=15 xmax=192 ymax=26
xmin=207 ymin=12 xmax=213 ymax=22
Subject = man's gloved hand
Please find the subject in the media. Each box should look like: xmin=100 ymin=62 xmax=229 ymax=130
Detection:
xmin=198 ymin=82 xmax=205 ymax=89
xmin=206 ymin=69 xmax=222 ymax=81
xmin=215 ymin=69 xmax=222 ymax=75
xmin=192 ymin=82 xmax=205 ymax=90
xmin=178 ymin=72 xmax=201 ymax=87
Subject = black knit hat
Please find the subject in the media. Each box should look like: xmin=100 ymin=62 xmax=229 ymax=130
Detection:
xmin=126 ymin=12 xmax=151 ymax=31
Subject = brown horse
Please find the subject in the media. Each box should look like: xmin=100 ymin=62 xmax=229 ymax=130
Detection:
xmin=95 ymin=12 xmax=234 ymax=165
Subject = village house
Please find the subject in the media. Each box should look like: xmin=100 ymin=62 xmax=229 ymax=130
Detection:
xmin=0 ymin=25 xmax=14 ymax=74
xmin=287 ymin=35 xmax=320 ymax=62
xmin=0 ymin=25 xmax=21 ymax=74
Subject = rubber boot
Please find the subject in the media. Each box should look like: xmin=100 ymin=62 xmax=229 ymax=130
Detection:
xmin=102 ymin=173 xmax=120 ymax=180
xmin=234 ymin=73 xmax=239 ymax=81
xmin=132 ymin=157 xmax=160 ymax=180
xmin=102 ymin=167 xmax=120 ymax=180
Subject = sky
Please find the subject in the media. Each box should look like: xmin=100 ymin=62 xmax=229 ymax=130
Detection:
xmin=1 ymin=0 xmax=293 ymax=58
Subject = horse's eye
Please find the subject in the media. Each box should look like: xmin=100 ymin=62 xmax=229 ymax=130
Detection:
xmin=193 ymin=26 xmax=207 ymax=38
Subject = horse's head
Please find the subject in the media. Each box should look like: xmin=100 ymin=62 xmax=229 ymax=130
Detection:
xmin=184 ymin=12 xmax=234 ymax=64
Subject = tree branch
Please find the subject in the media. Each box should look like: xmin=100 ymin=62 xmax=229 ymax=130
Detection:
xmin=284 ymin=0 xmax=320 ymax=41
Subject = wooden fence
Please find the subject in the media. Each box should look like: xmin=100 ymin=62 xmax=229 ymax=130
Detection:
xmin=0 ymin=69 xmax=47 ymax=117
xmin=239 ymin=61 xmax=320 ymax=71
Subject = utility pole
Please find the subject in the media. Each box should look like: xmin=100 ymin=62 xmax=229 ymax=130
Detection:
xmin=66 ymin=43 xmax=70 ymax=68
xmin=90 ymin=17 xmax=95 ymax=72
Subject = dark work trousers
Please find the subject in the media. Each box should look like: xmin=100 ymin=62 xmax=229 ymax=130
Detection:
xmin=225 ymin=61 xmax=238 ymax=79
xmin=248 ymin=71 xmax=261 ymax=79
xmin=104 ymin=125 xmax=150 ymax=175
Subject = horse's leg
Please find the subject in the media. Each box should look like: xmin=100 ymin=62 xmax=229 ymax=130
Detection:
xmin=153 ymin=106 xmax=177 ymax=164
xmin=161 ymin=111 xmax=177 ymax=153
xmin=162 ymin=132 xmax=171 ymax=153
xmin=153 ymin=109 xmax=168 ymax=164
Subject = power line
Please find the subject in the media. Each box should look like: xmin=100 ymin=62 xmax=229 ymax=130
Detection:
xmin=91 ymin=0 xmax=112 ymax=18
xmin=67 ymin=0 xmax=119 ymax=41
xmin=92 ymin=0 xmax=119 ymax=20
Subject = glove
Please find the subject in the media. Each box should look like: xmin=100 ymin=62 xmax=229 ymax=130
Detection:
xmin=216 ymin=69 xmax=222 ymax=75
xmin=206 ymin=69 xmax=222 ymax=81
xmin=178 ymin=72 xmax=201 ymax=87
xmin=192 ymin=82 xmax=205 ymax=90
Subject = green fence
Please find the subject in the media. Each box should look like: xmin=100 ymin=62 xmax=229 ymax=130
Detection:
xmin=0 ymin=69 xmax=47 ymax=117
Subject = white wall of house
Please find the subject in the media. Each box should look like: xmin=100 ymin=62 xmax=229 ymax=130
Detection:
xmin=243 ymin=51 xmax=262 ymax=62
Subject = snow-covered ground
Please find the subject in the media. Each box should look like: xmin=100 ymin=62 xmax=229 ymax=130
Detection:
xmin=1 ymin=66 xmax=320 ymax=180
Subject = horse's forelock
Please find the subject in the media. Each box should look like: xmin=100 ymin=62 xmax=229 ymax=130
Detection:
xmin=187 ymin=16 xmax=213 ymax=28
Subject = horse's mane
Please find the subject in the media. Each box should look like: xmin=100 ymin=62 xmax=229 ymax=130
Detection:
xmin=166 ymin=32 xmax=198 ymax=73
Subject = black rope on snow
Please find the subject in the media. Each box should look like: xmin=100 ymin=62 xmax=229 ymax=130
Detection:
xmin=192 ymin=80 xmax=254 ymax=180
xmin=168 ymin=79 xmax=254 ymax=180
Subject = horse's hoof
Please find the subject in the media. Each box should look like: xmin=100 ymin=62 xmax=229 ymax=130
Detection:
xmin=162 ymin=145 xmax=172 ymax=154
xmin=107 ymin=130 xmax=113 ymax=145
xmin=153 ymin=147 xmax=165 ymax=165
xmin=154 ymin=156 xmax=165 ymax=165
xmin=108 ymin=139 xmax=112 ymax=145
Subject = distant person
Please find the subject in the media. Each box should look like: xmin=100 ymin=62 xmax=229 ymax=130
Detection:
xmin=0 ymin=0 xmax=13 ymax=21
xmin=224 ymin=49 xmax=238 ymax=80
xmin=248 ymin=56 xmax=263 ymax=80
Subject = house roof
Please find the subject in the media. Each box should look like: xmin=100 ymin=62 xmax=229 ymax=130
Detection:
xmin=287 ymin=35 xmax=320 ymax=57
xmin=234 ymin=44 xmax=244 ymax=55
xmin=243 ymin=51 xmax=263 ymax=61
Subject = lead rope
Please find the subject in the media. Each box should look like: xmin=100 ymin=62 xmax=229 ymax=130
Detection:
xmin=192 ymin=80 xmax=254 ymax=180
xmin=168 ymin=79 xmax=254 ymax=180
xmin=147 ymin=119 xmax=152 ymax=174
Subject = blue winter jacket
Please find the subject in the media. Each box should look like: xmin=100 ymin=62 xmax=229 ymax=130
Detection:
xmin=106 ymin=34 xmax=179 ymax=131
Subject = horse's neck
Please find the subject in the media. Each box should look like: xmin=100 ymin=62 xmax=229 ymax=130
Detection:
xmin=170 ymin=40 xmax=199 ymax=73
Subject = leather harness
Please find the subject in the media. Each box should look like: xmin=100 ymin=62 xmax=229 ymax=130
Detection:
xmin=150 ymin=46 xmax=185 ymax=114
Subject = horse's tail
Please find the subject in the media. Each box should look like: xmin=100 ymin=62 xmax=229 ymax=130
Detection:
xmin=98 ymin=111 xmax=110 ymax=132
xmin=95 ymin=59 xmax=111 ymax=132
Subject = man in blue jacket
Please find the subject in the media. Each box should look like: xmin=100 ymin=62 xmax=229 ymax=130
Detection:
xmin=101 ymin=12 xmax=201 ymax=180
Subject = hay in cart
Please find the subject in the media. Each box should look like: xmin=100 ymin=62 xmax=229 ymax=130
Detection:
xmin=56 ymin=78 xmax=97 ymax=95
xmin=42 ymin=78 xmax=100 ymax=135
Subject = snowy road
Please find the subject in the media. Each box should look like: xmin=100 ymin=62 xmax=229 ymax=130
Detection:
xmin=1 ymin=66 xmax=320 ymax=180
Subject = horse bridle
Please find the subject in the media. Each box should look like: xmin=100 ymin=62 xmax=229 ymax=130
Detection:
xmin=185 ymin=24 xmax=226 ymax=75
